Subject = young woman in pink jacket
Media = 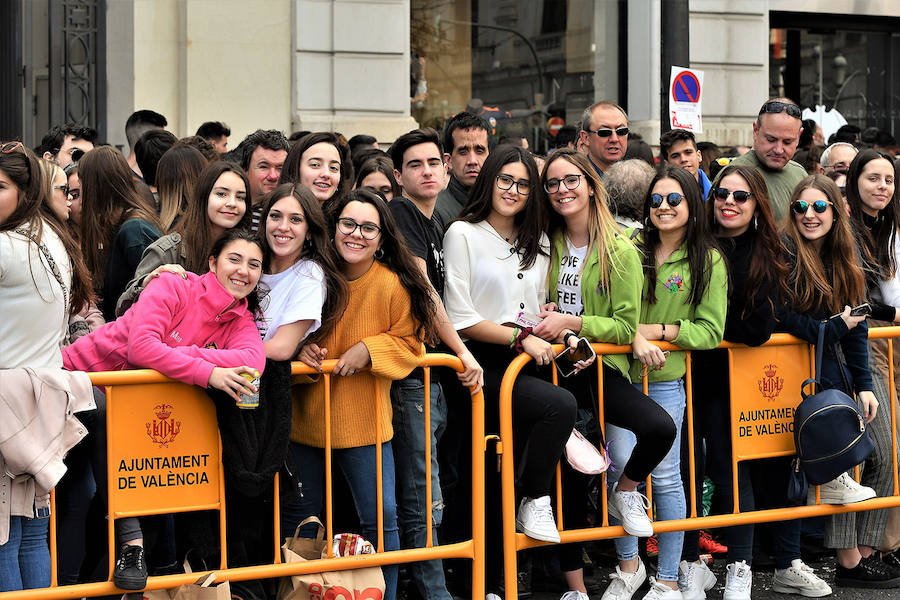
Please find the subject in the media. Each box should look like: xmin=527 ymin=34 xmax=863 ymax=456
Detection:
xmin=62 ymin=228 xmax=266 ymax=590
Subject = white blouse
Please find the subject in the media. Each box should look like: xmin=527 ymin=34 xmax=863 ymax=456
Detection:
xmin=443 ymin=220 xmax=550 ymax=333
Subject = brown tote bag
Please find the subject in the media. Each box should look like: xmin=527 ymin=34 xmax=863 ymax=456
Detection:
xmin=278 ymin=516 xmax=385 ymax=600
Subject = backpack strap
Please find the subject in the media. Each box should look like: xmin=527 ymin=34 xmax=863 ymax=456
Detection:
xmin=801 ymin=321 xmax=826 ymax=401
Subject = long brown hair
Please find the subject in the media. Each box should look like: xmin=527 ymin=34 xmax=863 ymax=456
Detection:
xmin=1 ymin=143 xmax=93 ymax=314
xmin=258 ymin=183 xmax=349 ymax=344
xmin=783 ymin=174 xmax=866 ymax=314
xmin=328 ymin=188 xmax=439 ymax=344
xmin=78 ymin=146 xmax=162 ymax=286
xmin=706 ymin=164 xmax=789 ymax=315
xmin=457 ymin=145 xmax=549 ymax=270
xmin=172 ymin=161 xmax=252 ymax=274
xmin=640 ymin=165 xmax=721 ymax=307
xmin=157 ymin=145 xmax=209 ymax=231
xmin=846 ymin=149 xmax=898 ymax=281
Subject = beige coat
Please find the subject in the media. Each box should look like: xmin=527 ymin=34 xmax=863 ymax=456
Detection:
xmin=0 ymin=368 xmax=94 ymax=544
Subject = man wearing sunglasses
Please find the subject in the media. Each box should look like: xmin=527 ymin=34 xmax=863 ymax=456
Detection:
xmin=726 ymin=97 xmax=807 ymax=223
xmin=579 ymin=101 xmax=629 ymax=178
xmin=659 ymin=128 xmax=711 ymax=199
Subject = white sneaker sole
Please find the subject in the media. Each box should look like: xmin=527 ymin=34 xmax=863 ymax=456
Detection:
xmin=809 ymin=488 xmax=876 ymax=505
xmin=608 ymin=499 xmax=653 ymax=537
xmin=515 ymin=518 xmax=561 ymax=543
xmin=771 ymin=582 xmax=832 ymax=598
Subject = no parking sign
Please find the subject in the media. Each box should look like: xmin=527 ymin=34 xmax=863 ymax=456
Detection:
xmin=669 ymin=67 xmax=704 ymax=133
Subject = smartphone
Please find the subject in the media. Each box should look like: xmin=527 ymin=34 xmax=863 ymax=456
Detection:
xmin=831 ymin=303 xmax=872 ymax=319
xmin=553 ymin=337 xmax=596 ymax=377
xmin=850 ymin=303 xmax=872 ymax=317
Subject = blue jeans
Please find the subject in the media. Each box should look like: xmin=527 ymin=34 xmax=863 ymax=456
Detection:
xmin=281 ymin=441 xmax=400 ymax=600
xmin=606 ymin=380 xmax=686 ymax=582
xmin=390 ymin=377 xmax=452 ymax=600
xmin=0 ymin=516 xmax=50 ymax=592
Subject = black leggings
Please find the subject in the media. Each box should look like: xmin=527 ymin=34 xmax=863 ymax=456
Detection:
xmin=555 ymin=363 xmax=677 ymax=572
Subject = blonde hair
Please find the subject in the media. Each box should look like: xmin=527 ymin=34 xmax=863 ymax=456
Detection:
xmin=541 ymin=148 xmax=628 ymax=291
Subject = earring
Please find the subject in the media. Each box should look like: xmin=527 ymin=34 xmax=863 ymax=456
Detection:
xmin=753 ymin=215 xmax=758 ymax=229
xmin=374 ymin=248 xmax=384 ymax=259
xmin=303 ymin=238 xmax=313 ymax=250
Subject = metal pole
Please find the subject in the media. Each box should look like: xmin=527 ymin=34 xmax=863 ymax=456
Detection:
xmin=660 ymin=0 xmax=690 ymax=133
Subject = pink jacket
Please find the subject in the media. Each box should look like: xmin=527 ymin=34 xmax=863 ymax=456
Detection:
xmin=63 ymin=271 xmax=265 ymax=386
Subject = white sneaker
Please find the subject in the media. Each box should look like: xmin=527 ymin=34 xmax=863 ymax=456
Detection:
xmin=772 ymin=559 xmax=832 ymax=597
xmin=601 ymin=560 xmax=647 ymax=600
xmin=516 ymin=495 xmax=561 ymax=543
xmin=487 ymin=593 xmax=502 ymax=600
xmin=723 ymin=561 xmax=752 ymax=600
xmin=561 ymin=591 xmax=590 ymax=600
xmin=608 ymin=487 xmax=653 ymax=537
xmin=809 ymin=472 xmax=876 ymax=505
xmin=643 ymin=577 xmax=682 ymax=599
xmin=678 ymin=559 xmax=717 ymax=600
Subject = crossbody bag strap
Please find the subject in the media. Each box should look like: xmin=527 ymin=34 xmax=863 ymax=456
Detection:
xmin=801 ymin=321 xmax=826 ymax=400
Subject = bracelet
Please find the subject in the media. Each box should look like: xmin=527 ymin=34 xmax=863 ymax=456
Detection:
xmin=563 ymin=331 xmax=577 ymax=347
xmin=514 ymin=326 xmax=534 ymax=354
xmin=509 ymin=327 xmax=520 ymax=349
xmin=660 ymin=323 xmax=666 ymax=341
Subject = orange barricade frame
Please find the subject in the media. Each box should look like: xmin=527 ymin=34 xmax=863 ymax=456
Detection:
xmin=498 ymin=330 xmax=900 ymax=600
xmin=1 ymin=354 xmax=484 ymax=600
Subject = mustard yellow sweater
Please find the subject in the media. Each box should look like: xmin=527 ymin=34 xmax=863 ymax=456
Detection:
xmin=291 ymin=260 xmax=424 ymax=448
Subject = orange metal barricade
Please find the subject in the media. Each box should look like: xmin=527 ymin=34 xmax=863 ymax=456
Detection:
xmin=498 ymin=329 xmax=900 ymax=600
xmin=0 ymin=354 xmax=484 ymax=600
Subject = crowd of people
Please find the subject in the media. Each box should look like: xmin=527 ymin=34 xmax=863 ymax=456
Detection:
xmin=0 ymin=98 xmax=899 ymax=600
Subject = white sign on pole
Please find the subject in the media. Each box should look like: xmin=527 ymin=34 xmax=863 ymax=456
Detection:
xmin=669 ymin=66 xmax=704 ymax=133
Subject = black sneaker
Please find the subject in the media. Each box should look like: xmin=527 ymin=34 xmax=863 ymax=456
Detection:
xmin=113 ymin=544 xmax=148 ymax=590
xmin=883 ymin=551 xmax=900 ymax=572
xmin=836 ymin=555 xmax=900 ymax=588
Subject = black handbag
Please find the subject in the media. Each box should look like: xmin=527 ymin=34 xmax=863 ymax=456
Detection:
xmin=792 ymin=321 xmax=875 ymax=488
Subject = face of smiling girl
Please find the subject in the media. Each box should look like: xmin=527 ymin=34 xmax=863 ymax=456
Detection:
xmin=208 ymin=239 xmax=263 ymax=300
xmin=266 ymin=195 xmax=309 ymax=271
xmin=207 ymin=171 xmax=248 ymax=234
xmin=714 ymin=173 xmax=756 ymax=237
xmin=300 ymin=142 xmax=342 ymax=203
xmin=649 ymin=177 xmax=689 ymax=237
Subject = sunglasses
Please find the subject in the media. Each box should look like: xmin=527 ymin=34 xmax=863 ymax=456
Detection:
xmin=650 ymin=192 xmax=685 ymax=208
xmin=1 ymin=141 xmax=24 ymax=154
xmin=588 ymin=127 xmax=629 ymax=138
xmin=759 ymin=101 xmax=802 ymax=120
xmin=791 ymin=200 xmax=833 ymax=215
xmin=713 ymin=187 xmax=752 ymax=203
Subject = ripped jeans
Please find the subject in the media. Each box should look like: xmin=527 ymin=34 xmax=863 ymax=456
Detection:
xmin=390 ymin=376 xmax=451 ymax=600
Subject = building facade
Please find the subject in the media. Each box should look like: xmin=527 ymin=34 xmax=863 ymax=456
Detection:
xmin=1 ymin=0 xmax=897 ymax=151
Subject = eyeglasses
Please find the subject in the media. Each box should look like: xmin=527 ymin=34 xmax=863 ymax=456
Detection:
xmin=713 ymin=187 xmax=752 ymax=203
xmin=791 ymin=200 xmax=833 ymax=215
xmin=650 ymin=192 xmax=685 ymax=208
xmin=1 ymin=141 xmax=24 ymax=154
xmin=53 ymin=184 xmax=70 ymax=197
xmin=495 ymin=174 xmax=531 ymax=195
xmin=544 ymin=174 xmax=583 ymax=194
xmin=337 ymin=217 xmax=381 ymax=240
xmin=759 ymin=101 xmax=802 ymax=120
xmin=587 ymin=127 xmax=629 ymax=138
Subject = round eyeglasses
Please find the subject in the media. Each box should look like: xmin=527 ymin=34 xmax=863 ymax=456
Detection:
xmin=544 ymin=174 xmax=583 ymax=194
xmin=337 ymin=217 xmax=381 ymax=240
